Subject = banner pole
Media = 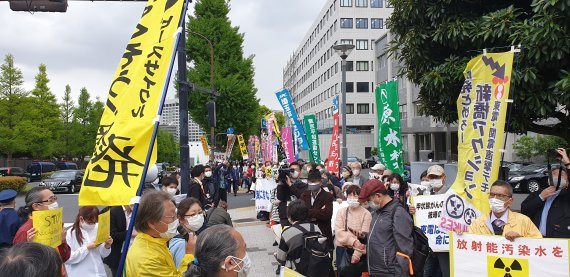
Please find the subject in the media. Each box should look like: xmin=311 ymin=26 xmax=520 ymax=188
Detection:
xmin=115 ymin=1 xmax=191 ymax=276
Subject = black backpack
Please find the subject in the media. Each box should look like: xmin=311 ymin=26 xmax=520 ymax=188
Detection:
xmin=291 ymin=224 xmax=331 ymax=277
xmin=390 ymin=204 xmax=432 ymax=276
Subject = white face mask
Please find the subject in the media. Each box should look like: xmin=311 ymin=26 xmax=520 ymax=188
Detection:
xmin=352 ymin=169 xmax=360 ymax=176
xmin=291 ymin=171 xmax=300 ymax=178
xmin=224 ymin=253 xmax=252 ymax=276
xmin=47 ymin=202 xmax=59 ymax=210
xmin=342 ymin=171 xmax=350 ymax=178
xmin=158 ymin=219 xmax=179 ymax=239
xmin=489 ymin=197 xmax=507 ymax=213
xmin=430 ymin=179 xmax=444 ymax=189
xmin=251 ymin=166 xmax=255 ymax=169
xmin=205 ymin=171 xmax=212 ymax=178
xmin=347 ymin=198 xmax=360 ymax=207
xmin=80 ymin=222 xmax=97 ymax=233
xmin=390 ymin=183 xmax=400 ymax=191
xmin=186 ymin=214 xmax=205 ymax=232
xmin=370 ymin=172 xmax=380 ymax=180
xmin=420 ymin=181 xmax=431 ymax=188
xmin=166 ymin=188 xmax=177 ymax=196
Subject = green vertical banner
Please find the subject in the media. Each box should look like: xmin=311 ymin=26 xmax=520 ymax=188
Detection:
xmin=375 ymin=80 xmax=404 ymax=174
xmin=304 ymin=114 xmax=321 ymax=164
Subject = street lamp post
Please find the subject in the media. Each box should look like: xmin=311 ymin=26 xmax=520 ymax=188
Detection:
xmin=333 ymin=44 xmax=354 ymax=168
xmin=188 ymin=31 xmax=216 ymax=163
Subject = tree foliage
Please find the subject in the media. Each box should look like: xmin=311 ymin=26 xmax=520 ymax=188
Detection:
xmin=389 ymin=0 xmax=570 ymax=142
xmin=0 ymin=54 xmax=27 ymax=164
xmin=186 ymin=0 xmax=260 ymax=149
xmin=513 ymin=134 xmax=569 ymax=160
xmin=157 ymin=128 xmax=180 ymax=164
xmin=60 ymin=85 xmax=74 ymax=158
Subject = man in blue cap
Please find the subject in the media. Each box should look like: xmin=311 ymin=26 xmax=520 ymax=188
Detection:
xmin=0 ymin=189 xmax=25 ymax=248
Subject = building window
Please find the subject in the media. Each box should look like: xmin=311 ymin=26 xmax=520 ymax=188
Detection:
xmin=345 ymin=61 xmax=354 ymax=71
xmin=355 ymin=0 xmax=367 ymax=7
xmin=340 ymin=18 xmax=353 ymax=28
xmin=340 ymin=39 xmax=353 ymax=45
xmin=356 ymin=82 xmax=369 ymax=93
xmin=399 ymin=104 xmax=407 ymax=120
xmin=345 ymin=82 xmax=354 ymax=93
xmin=346 ymin=104 xmax=354 ymax=114
xmin=356 ymin=61 xmax=369 ymax=71
xmin=356 ymin=18 xmax=368 ymax=29
xmin=340 ymin=0 xmax=352 ymax=7
xmin=357 ymin=103 xmax=369 ymax=114
xmin=371 ymin=0 xmax=382 ymax=7
xmin=356 ymin=39 xmax=368 ymax=50
xmin=371 ymin=18 xmax=383 ymax=29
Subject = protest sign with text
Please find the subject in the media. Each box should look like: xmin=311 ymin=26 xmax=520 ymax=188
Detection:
xmin=33 ymin=208 xmax=63 ymax=248
xmin=412 ymin=194 xmax=449 ymax=252
xmin=94 ymin=210 xmax=110 ymax=245
xmin=255 ymin=178 xmax=277 ymax=213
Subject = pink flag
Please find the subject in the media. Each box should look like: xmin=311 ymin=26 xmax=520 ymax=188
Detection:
xmin=281 ymin=127 xmax=295 ymax=163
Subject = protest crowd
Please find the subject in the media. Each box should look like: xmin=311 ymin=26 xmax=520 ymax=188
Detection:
xmin=0 ymin=147 xmax=567 ymax=277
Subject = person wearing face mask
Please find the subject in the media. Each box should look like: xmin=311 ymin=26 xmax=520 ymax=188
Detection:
xmin=368 ymin=163 xmax=386 ymax=181
xmin=426 ymin=165 xmax=447 ymax=194
xmin=334 ymin=185 xmax=371 ymax=276
xmin=170 ymin=198 xmax=208 ymax=268
xmin=358 ymin=179 xmax=414 ymax=277
xmin=522 ymin=155 xmax=570 ymax=238
xmin=300 ymin=169 xmax=334 ymax=246
xmin=348 ymin=163 xmax=368 ymax=187
xmin=387 ymin=173 xmax=410 ymax=212
xmin=246 ymin=164 xmax=255 ymax=193
xmin=288 ymin=161 xmax=308 ymax=198
xmin=162 ymin=176 xmax=180 ymax=197
xmin=340 ymin=166 xmax=352 ymax=187
xmin=65 ymin=206 xmax=113 ymax=276
xmin=103 ymin=201 xmax=138 ymax=276
xmin=202 ymin=165 xmax=215 ymax=206
xmin=126 ymin=191 xmax=196 ymax=276
xmin=13 ymin=187 xmax=71 ymax=262
xmin=188 ymin=164 xmax=208 ymax=208
xmin=185 ymin=225 xmax=251 ymax=277
xmin=322 ymin=171 xmax=343 ymax=202
xmin=468 ymin=181 xmax=541 ymax=240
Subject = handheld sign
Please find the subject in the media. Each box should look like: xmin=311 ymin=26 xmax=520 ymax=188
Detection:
xmin=33 ymin=208 xmax=63 ymax=248
xmin=94 ymin=210 xmax=110 ymax=245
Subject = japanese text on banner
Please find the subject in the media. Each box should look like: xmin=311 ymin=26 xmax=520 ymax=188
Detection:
xmin=444 ymin=52 xmax=514 ymax=231
xmin=79 ymin=0 xmax=185 ymax=206
xmin=412 ymin=195 xmax=449 ymax=252
xmin=375 ymin=80 xmax=404 ymax=174
xmin=326 ymin=95 xmax=340 ymax=175
xmin=304 ymin=114 xmax=321 ymax=164
xmin=276 ymin=89 xmax=309 ymax=150
xmin=281 ymin=127 xmax=295 ymax=163
xmin=237 ymin=134 xmax=249 ymax=160
xmin=200 ymin=135 xmax=210 ymax=156
xmin=94 ymin=210 xmax=110 ymax=244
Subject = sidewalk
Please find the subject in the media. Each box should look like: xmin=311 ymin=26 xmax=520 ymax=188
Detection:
xmin=229 ymin=205 xmax=280 ymax=277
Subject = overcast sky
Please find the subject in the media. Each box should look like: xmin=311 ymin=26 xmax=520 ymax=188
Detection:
xmin=0 ymin=0 xmax=327 ymax=110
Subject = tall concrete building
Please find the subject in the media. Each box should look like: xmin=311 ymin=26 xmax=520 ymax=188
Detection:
xmin=160 ymin=98 xmax=205 ymax=142
xmin=283 ymin=0 xmax=393 ymax=159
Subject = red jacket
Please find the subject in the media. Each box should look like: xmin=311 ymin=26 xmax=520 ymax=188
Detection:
xmin=13 ymin=218 xmax=71 ymax=262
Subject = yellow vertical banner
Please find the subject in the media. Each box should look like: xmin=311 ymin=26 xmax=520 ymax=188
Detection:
xmin=200 ymin=135 xmax=210 ymax=156
xmin=443 ymin=52 xmax=514 ymax=231
xmin=94 ymin=210 xmax=110 ymax=244
xmin=237 ymin=134 xmax=249 ymax=160
xmin=78 ymin=0 xmax=185 ymax=206
xmin=33 ymin=208 xmax=63 ymax=248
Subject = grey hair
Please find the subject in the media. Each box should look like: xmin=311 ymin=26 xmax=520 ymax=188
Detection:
xmin=184 ymin=225 xmax=239 ymax=277
xmin=0 ymin=242 xmax=63 ymax=277
xmin=17 ymin=187 xmax=49 ymax=218
xmin=491 ymin=180 xmax=513 ymax=197
xmin=134 ymin=191 xmax=172 ymax=233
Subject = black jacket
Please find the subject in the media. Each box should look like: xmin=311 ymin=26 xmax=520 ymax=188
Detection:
xmin=290 ymin=180 xmax=307 ymax=198
xmin=276 ymin=183 xmax=292 ymax=221
xmin=103 ymin=206 xmax=128 ymax=271
xmin=521 ymin=188 xmax=570 ymax=238
xmin=187 ymin=178 xmax=207 ymax=208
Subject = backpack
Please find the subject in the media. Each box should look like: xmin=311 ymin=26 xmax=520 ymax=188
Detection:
xmin=291 ymin=224 xmax=331 ymax=277
xmin=390 ymin=204 xmax=432 ymax=276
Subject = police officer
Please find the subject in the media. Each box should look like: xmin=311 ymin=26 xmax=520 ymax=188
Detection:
xmin=0 ymin=189 xmax=25 ymax=248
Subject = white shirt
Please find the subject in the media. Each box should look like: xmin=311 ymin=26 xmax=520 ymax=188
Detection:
xmin=123 ymin=206 xmax=135 ymax=247
xmin=64 ymin=225 xmax=111 ymax=277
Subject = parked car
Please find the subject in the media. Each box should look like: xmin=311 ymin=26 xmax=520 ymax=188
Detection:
xmin=56 ymin=162 xmax=78 ymax=170
xmin=366 ymin=156 xmax=379 ymax=168
xmin=347 ymin=156 xmax=367 ymax=169
xmin=27 ymin=161 xmax=57 ymax=182
xmin=0 ymin=167 xmax=27 ymax=177
xmin=40 ymin=170 xmax=84 ymax=194
xmin=508 ymin=164 xmax=549 ymax=193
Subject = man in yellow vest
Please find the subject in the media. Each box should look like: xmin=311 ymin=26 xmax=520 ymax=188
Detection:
xmin=469 ymin=180 xmax=542 ymax=240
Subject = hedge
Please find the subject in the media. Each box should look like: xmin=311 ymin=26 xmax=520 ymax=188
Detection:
xmin=0 ymin=176 xmax=28 ymax=192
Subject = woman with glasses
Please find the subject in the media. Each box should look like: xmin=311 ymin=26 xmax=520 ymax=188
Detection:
xmin=65 ymin=206 xmax=113 ymax=276
xmin=169 ymin=197 xmax=207 ymax=268
xmin=13 ymin=187 xmax=71 ymax=262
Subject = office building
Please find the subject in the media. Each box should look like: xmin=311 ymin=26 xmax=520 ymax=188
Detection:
xmin=160 ymin=98 xmax=205 ymax=142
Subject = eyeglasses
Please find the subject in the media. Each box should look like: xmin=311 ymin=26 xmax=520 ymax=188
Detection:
xmin=38 ymin=196 xmax=57 ymax=204
xmin=489 ymin=193 xmax=511 ymax=200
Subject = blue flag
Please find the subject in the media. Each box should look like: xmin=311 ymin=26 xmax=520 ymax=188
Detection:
xmin=276 ymin=89 xmax=309 ymax=150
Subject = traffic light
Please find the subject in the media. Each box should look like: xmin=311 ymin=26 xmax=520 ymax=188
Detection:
xmin=206 ymin=100 xmax=216 ymax=128
xmin=9 ymin=0 xmax=68 ymax=12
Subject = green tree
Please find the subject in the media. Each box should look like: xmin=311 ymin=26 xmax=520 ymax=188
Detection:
xmin=513 ymin=135 xmax=537 ymax=161
xmin=157 ymin=128 xmax=179 ymax=164
xmin=60 ymin=84 xmax=75 ymax=158
xmin=535 ymin=135 xmax=569 ymax=157
xmin=186 ymin=0 xmax=260 ymax=149
xmin=0 ymin=54 xmax=27 ymax=165
xmin=389 ymin=1 xmax=570 ymax=142
xmin=71 ymin=87 xmax=94 ymax=159
xmin=513 ymin=135 xmax=569 ymax=160
xmin=25 ymin=64 xmax=62 ymax=158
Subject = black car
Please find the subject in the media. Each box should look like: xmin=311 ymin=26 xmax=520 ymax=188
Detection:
xmin=508 ymin=164 xmax=549 ymax=193
xmin=0 ymin=167 xmax=28 ymax=177
xmin=40 ymin=170 xmax=84 ymax=194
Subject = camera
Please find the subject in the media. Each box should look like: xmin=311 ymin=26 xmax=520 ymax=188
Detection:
xmin=278 ymin=166 xmax=293 ymax=176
